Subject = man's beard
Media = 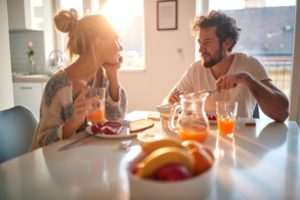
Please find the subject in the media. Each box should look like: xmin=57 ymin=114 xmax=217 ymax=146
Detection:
xmin=202 ymin=47 xmax=224 ymax=68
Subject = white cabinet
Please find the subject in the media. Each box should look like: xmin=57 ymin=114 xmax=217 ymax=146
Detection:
xmin=7 ymin=0 xmax=45 ymax=30
xmin=7 ymin=0 xmax=54 ymax=75
xmin=13 ymin=82 xmax=45 ymax=119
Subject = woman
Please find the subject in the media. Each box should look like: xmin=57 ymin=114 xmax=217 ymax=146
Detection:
xmin=30 ymin=9 xmax=127 ymax=150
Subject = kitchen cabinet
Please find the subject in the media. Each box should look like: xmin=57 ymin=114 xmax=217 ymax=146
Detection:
xmin=7 ymin=0 xmax=54 ymax=74
xmin=13 ymin=82 xmax=45 ymax=119
xmin=7 ymin=0 xmax=45 ymax=30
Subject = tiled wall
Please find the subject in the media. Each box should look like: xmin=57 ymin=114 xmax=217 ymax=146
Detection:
xmin=9 ymin=30 xmax=45 ymax=74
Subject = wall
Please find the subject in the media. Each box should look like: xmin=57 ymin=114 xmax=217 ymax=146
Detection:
xmin=8 ymin=0 xmax=53 ymax=75
xmin=118 ymin=0 xmax=196 ymax=111
xmin=43 ymin=0 xmax=54 ymax=70
xmin=9 ymin=30 xmax=45 ymax=74
xmin=289 ymin=0 xmax=300 ymax=124
xmin=0 ymin=0 xmax=14 ymax=110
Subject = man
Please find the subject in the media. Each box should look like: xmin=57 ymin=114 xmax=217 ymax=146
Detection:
xmin=166 ymin=10 xmax=289 ymax=122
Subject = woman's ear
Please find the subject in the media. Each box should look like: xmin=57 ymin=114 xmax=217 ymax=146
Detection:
xmin=95 ymin=37 xmax=103 ymax=49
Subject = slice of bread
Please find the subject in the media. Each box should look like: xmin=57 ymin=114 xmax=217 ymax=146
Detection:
xmin=147 ymin=112 xmax=160 ymax=121
xmin=129 ymin=119 xmax=155 ymax=133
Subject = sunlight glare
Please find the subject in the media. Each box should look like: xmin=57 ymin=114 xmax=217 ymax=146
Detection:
xmin=101 ymin=0 xmax=142 ymax=34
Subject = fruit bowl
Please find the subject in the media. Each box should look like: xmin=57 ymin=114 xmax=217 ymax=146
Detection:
xmin=127 ymin=144 xmax=216 ymax=200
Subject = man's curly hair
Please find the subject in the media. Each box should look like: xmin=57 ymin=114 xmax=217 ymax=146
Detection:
xmin=191 ymin=10 xmax=241 ymax=52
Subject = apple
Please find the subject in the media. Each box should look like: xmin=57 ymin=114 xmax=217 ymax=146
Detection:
xmin=153 ymin=164 xmax=191 ymax=181
xmin=131 ymin=164 xmax=139 ymax=175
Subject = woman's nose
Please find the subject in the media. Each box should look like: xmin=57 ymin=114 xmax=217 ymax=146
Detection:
xmin=118 ymin=41 xmax=123 ymax=51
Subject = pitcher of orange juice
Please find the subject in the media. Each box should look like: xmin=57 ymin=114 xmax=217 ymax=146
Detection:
xmin=169 ymin=92 xmax=210 ymax=143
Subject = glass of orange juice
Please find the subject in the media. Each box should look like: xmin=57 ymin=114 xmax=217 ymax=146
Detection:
xmin=216 ymin=101 xmax=238 ymax=136
xmin=86 ymin=87 xmax=106 ymax=125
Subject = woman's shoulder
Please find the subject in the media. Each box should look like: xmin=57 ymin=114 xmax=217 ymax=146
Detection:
xmin=46 ymin=69 xmax=70 ymax=89
xmin=44 ymin=69 xmax=71 ymax=105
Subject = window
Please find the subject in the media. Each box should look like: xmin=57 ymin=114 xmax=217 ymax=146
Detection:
xmin=55 ymin=0 xmax=144 ymax=70
xmin=196 ymin=0 xmax=296 ymax=118
xmin=196 ymin=0 xmax=296 ymax=97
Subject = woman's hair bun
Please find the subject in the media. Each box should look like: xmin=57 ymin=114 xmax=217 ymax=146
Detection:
xmin=54 ymin=8 xmax=79 ymax=33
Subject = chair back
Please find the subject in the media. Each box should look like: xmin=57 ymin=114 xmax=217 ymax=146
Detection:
xmin=0 ymin=106 xmax=37 ymax=163
xmin=253 ymin=104 xmax=260 ymax=118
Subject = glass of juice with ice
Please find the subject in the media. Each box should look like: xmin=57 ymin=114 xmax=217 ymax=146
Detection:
xmin=86 ymin=87 xmax=106 ymax=125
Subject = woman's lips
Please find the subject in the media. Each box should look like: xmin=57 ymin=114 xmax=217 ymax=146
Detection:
xmin=118 ymin=56 xmax=123 ymax=63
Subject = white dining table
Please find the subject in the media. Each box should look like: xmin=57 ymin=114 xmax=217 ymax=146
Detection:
xmin=0 ymin=114 xmax=299 ymax=200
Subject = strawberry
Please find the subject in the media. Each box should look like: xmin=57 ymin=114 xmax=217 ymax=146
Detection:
xmin=102 ymin=126 xmax=115 ymax=135
xmin=91 ymin=123 xmax=103 ymax=133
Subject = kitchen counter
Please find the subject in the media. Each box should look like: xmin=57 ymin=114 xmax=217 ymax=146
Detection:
xmin=12 ymin=74 xmax=49 ymax=83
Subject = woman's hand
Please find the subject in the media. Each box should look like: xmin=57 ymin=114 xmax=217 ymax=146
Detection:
xmin=72 ymin=86 xmax=90 ymax=125
xmin=103 ymin=56 xmax=122 ymax=77
xmin=62 ymin=86 xmax=91 ymax=139
xmin=102 ymin=57 xmax=123 ymax=102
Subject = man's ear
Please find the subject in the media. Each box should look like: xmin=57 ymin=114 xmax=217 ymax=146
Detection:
xmin=223 ymin=37 xmax=233 ymax=51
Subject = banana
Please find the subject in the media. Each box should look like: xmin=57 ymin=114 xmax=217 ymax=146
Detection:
xmin=136 ymin=146 xmax=195 ymax=178
xmin=140 ymin=138 xmax=183 ymax=153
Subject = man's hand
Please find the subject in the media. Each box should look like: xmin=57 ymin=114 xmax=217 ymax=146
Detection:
xmin=167 ymin=88 xmax=183 ymax=105
xmin=215 ymin=72 xmax=250 ymax=92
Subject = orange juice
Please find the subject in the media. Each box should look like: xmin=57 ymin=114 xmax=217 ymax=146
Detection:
xmin=178 ymin=124 xmax=209 ymax=143
xmin=87 ymin=109 xmax=105 ymax=124
xmin=217 ymin=118 xmax=236 ymax=135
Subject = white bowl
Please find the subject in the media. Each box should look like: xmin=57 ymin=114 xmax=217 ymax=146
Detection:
xmin=156 ymin=104 xmax=172 ymax=114
xmin=127 ymin=148 xmax=216 ymax=200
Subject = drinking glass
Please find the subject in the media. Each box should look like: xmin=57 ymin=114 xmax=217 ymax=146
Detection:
xmin=216 ymin=101 xmax=238 ymax=136
xmin=156 ymin=104 xmax=174 ymax=137
xmin=86 ymin=87 xmax=106 ymax=125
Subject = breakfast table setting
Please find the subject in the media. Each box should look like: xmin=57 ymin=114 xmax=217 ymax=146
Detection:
xmin=0 ymin=110 xmax=299 ymax=200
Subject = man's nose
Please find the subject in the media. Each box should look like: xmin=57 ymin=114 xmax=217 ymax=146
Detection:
xmin=199 ymin=45 xmax=206 ymax=53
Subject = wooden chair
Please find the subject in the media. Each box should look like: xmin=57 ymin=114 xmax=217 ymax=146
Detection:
xmin=0 ymin=106 xmax=37 ymax=163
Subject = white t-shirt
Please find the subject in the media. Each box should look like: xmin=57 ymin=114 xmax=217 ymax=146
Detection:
xmin=176 ymin=53 xmax=270 ymax=118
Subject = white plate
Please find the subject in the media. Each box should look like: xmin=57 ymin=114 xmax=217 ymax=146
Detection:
xmin=85 ymin=126 xmax=138 ymax=139
xmin=209 ymin=119 xmax=217 ymax=124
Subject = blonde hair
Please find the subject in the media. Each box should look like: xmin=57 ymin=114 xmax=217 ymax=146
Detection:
xmin=53 ymin=8 xmax=114 ymax=59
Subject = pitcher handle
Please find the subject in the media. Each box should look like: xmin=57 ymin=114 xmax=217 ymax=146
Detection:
xmin=168 ymin=103 xmax=182 ymax=133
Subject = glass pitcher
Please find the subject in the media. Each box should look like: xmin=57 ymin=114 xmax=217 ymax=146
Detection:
xmin=169 ymin=92 xmax=210 ymax=143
